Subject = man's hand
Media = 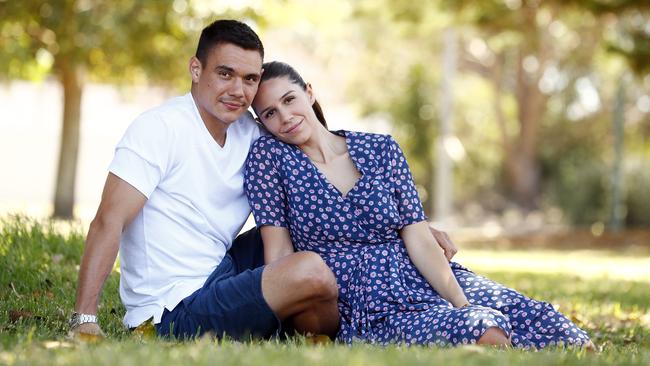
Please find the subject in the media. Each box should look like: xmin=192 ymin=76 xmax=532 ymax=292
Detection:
xmin=429 ymin=226 xmax=458 ymax=261
xmin=69 ymin=322 xmax=105 ymax=342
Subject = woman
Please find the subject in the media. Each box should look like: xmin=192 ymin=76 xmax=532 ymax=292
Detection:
xmin=244 ymin=61 xmax=592 ymax=348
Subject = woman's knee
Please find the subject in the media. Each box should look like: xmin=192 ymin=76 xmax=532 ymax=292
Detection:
xmin=287 ymin=252 xmax=338 ymax=300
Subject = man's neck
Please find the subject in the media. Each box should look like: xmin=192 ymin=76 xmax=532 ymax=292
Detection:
xmin=190 ymin=91 xmax=229 ymax=147
xmin=203 ymin=117 xmax=228 ymax=147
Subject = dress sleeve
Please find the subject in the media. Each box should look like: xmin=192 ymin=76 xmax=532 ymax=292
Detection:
xmin=387 ymin=136 xmax=428 ymax=226
xmin=244 ymin=138 xmax=289 ymax=228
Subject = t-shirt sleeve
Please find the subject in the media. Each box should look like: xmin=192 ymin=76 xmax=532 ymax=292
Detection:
xmin=244 ymin=138 xmax=289 ymax=228
xmin=387 ymin=136 xmax=427 ymax=226
xmin=108 ymin=113 xmax=171 ymax=198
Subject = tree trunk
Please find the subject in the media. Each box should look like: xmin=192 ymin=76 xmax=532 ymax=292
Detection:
xmin=52 ymin=59 xmax=83 ymax=219
xmin=502 ymin=10 xmax=549 ymax=211
xmin=504 ymin=50 xmax=543 ymax=210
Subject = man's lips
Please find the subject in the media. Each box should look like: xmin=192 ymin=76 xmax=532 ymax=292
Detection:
xmin=282 ymin=120 xmax=303 ymax=134
xmin=221 ymin=100 xmax=244 ymax=111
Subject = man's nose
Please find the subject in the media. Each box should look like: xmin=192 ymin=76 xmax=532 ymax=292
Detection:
xmin=228 ymin=77 xmax=244 ymax=97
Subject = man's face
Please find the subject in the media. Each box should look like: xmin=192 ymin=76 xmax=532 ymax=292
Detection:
xmin=190 ymin=43 xmax=263 ymax=129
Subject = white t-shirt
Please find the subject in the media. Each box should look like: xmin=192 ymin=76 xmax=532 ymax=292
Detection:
xmin=108 ymin=92 xmax=261 ymax=327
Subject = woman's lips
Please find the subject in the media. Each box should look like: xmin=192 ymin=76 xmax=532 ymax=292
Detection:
xmin=283 ymin=120 xmax=303 ymax=134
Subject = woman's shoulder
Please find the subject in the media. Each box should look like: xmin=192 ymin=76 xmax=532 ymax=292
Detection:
xmin=249 ymin=135 xmax=295 ymax=162
xmin=251 ymin=135 xmax=287 ymax=151
xmin=345 ymin=130 xmax=396 ymax=151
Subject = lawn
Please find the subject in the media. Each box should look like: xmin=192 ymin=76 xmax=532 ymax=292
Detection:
xmin=1 ymin=215 xmax=649 ymax=365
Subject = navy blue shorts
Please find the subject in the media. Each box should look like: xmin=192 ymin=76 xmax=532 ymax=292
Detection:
xmin=156 ymin=228 xmax=279 ymax=340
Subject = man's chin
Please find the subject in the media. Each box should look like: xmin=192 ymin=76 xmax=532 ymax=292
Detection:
xmin=214 ymin=112 xmax=242 ymax=125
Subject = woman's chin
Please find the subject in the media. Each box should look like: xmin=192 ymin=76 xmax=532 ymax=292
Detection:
xmin=278 ymin=132 xmax=307 ymax=146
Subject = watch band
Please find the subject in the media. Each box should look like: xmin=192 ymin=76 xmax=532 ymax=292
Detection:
xmin=69 ymin=312 xmax=98 ymax=328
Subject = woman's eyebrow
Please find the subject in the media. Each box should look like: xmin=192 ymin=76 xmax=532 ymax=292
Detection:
xmin=259 ymin=90 xmax=294 ymax=115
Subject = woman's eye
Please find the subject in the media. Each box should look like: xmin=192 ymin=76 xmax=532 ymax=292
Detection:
xmin=284 ymin=96 xmax=295 ymax=104
xmin=264 ymin=110 xmax=275 ymax=119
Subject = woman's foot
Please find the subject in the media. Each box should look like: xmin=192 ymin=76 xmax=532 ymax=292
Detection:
xmin=476 ymin=327 xmax=511 ymax=347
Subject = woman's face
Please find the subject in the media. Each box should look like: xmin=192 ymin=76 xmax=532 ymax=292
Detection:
xmin=252 ymin=76 xmax=320 ymax=146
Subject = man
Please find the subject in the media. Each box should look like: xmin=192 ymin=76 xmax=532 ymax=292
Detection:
xmin=70 ymin=20 xmax=340 ymax=340
xmin=70 ymin=19 xmax=459 ymax=340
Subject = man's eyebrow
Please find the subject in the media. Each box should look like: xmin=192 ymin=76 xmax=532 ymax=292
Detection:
xmin=245 ymin=72 xmax=261 ymax=79
xmin=259 ymin=91 xmax=294 ymax=115
xmin=215 ymin=65 xmax=235 ymax=72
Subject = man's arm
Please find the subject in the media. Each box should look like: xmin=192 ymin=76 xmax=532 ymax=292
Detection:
xmin=72 ymin=173 xmax=147 ymax=335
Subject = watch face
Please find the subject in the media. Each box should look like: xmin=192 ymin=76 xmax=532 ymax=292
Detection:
xmin=69 ymin=313 xmax=80 ymax=327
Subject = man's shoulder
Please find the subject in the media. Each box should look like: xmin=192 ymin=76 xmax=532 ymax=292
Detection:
xmin=126 ymin=94 xmax=192 ymax=131
xmin=139 ymin=93 xmax=193 ymax=123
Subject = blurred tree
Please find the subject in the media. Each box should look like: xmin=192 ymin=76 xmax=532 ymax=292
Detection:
xmin=0 ymin=1 xmax=262 ymax=218
xmin=350 ymin=0 xmax=648 ymax=214
xmin=0 ymin=1 xmax=197 ymax=218
xmin=346 ymin=1 xmax=449 ymax=216
xmin=444 ymin=0 xmax=649 ymax=212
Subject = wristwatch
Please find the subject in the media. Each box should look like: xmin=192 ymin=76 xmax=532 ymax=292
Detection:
xmin=69 ymin=312 xmax=98 ymax=329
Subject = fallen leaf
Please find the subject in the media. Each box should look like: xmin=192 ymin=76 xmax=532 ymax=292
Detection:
xmin=75 ymin=332 xmax=104 ymax=344
xmin=8 ymin=310 xmax=33 ymax=322
xmin=132 ymin=318 xmax=157 ymax=340
xmin=305 ymin=334 xmax=332 ymax=345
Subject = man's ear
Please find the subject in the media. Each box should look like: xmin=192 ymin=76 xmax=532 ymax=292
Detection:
xmin=189 ymin=56 xmax=202 ymax=83
xmin=306 ymin=82 xmax=315 ymax=104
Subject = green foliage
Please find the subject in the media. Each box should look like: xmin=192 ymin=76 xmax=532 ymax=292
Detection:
xmin=388 ymin=64 xmax=439 ymax=215
xmin=0 ymin=215 xmax=126 ymax=345
xmin=0 ymin=1 xmax=264 ymax=89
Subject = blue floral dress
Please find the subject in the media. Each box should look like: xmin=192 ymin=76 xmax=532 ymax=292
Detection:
xmin=244 ymin=131 xmax=591 ymax=348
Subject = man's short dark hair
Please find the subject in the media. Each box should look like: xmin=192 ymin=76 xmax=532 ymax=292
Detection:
xmin=195 ymin=19 xmax=264 ymax=66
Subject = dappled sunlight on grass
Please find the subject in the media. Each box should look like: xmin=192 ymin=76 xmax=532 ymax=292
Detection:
xmin=457 ymin=249 xmax=650 ymax=282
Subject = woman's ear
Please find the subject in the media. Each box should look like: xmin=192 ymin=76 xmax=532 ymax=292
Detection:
xmin=306 ymin=82 xmax=315 ymax=104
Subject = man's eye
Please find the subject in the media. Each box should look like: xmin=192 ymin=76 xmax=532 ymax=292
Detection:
xmin=219 ymin=71 xmax=232 ymax=79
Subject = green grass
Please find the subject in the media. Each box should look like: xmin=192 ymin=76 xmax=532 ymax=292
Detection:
xmin=1 ymin=214 xmax=649 ymax=365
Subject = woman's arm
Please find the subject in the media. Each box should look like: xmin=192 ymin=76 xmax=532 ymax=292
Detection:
xmin=259 ymin=226 xmax=295 ymax=264
xmin=400 ymin=221 xmax=469 ymax=308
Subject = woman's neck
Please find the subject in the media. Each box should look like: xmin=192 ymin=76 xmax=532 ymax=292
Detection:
xmin=299 ymin=127 xmax=346 ymax=164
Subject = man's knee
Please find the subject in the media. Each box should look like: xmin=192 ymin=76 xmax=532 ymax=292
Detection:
xmin=288 ymin=252 xmax=338 ymax=301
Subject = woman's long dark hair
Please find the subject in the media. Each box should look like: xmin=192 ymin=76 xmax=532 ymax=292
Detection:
xmin=260 ymin=61 xmax=327 ymax=128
